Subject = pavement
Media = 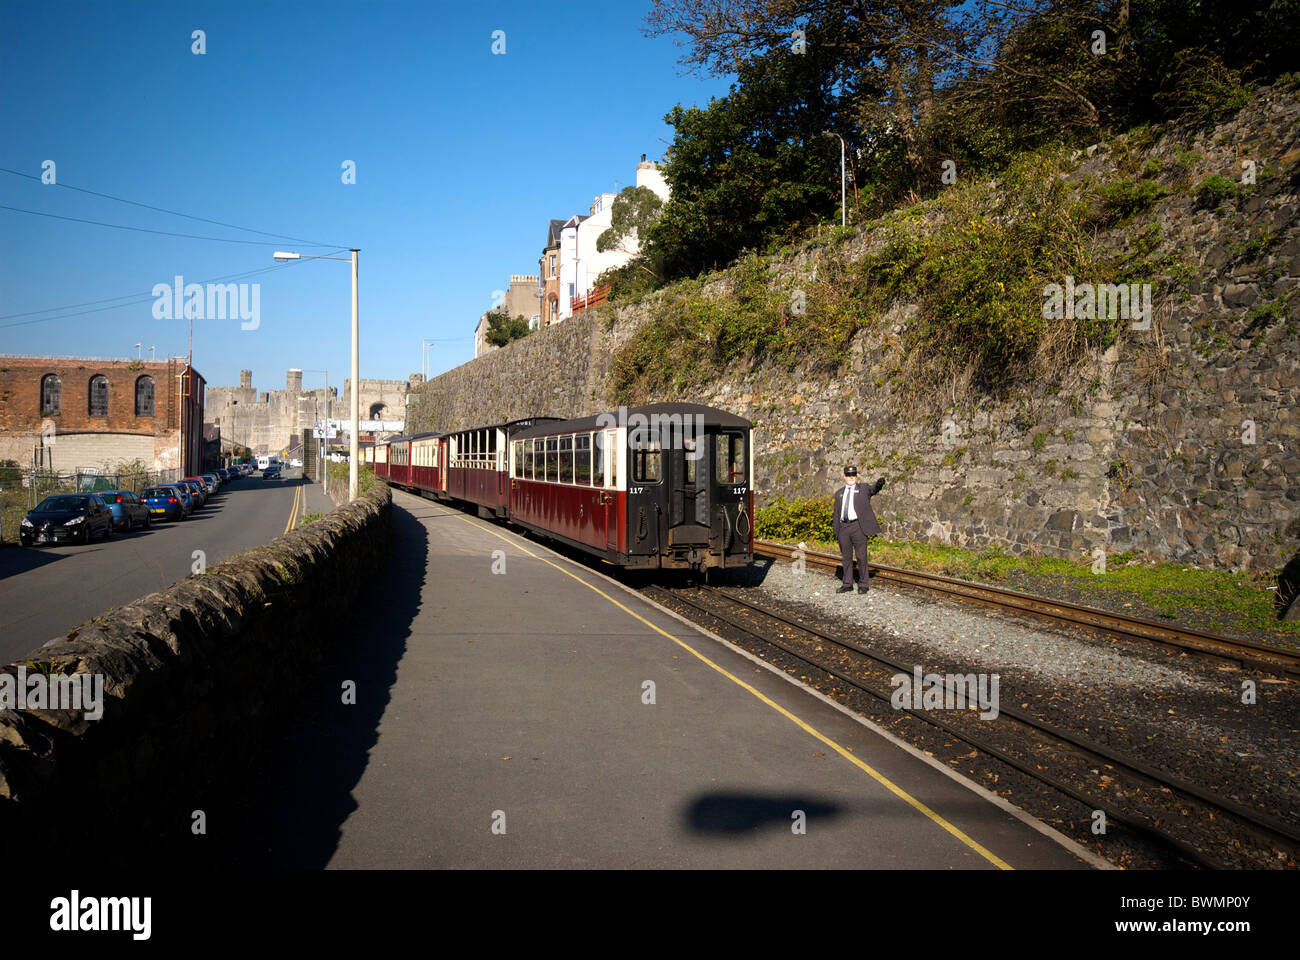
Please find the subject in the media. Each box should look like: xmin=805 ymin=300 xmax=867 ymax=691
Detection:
xmin=208 ymin=488 xmax=1103 ymax=870
xmin=0 ymin=468 xmax=335 ymax=664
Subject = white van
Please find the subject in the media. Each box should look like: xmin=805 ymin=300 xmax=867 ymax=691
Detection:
xmin=256 ymin=455 xmax=272 ymax=471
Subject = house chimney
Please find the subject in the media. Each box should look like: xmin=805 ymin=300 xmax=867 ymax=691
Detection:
xmin=641 ymin=153 xmax=646 ymax=162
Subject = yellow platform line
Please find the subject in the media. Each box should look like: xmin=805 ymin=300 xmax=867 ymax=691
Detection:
xmin=449 ymin=507 xmax=1013 ymax=870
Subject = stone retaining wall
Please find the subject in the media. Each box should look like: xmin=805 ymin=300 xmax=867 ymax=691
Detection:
xmin=410 ymin=87 xmax=1299 ymax=572
xmin=0 ymin=482 xmax=392 ymax=857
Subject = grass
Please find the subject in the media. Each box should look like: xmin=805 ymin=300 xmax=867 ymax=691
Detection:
xmin=610 ymin=144 xmax=1135 ymax=406
xmin=325 ymin=462 xmax=377 ymax=496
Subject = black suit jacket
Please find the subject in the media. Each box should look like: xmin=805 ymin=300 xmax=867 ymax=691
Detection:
xmin=832 ymin=479 xmax=884 ymax=538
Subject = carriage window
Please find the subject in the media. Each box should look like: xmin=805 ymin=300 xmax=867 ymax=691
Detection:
xmin=591 ymin=432 xmax=605 ymax=487
xmin=558 ymin=435 xmax=574 ymax=484
xmin=632 ymin=439 xmax=661 ymax=483
xmin=523 ymin=440 xmax=534 ymax=479
xmin=715 ymin=433 xmax=746 ymax=483
xmin=545 ymin=437 xmax=558 ymax=482
xmin=576 ymin=433 xmax=591 ymax=486
xmin=512 ymin=440 xmax=521 ymax=478
xmin=608 ymin=431 xmax=618 ymax=488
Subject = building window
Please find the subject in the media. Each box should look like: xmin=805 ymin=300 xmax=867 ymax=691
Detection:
xmin=40 ymin=374 xmax=61 ymax=415
xmin=89 ymin=375 xmax=109 ymax=417
xmin=135 ymin=375 xmax=155 ymax=416
xmin=549 ymin=254 xmax=556 ymax=275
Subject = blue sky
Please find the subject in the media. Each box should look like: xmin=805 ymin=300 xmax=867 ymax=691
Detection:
xmin=0 ymin=0 xmax=732 ymax=392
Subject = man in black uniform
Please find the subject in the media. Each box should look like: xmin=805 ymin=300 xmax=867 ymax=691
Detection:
xmin=832 ymin=466 xmax=885 ymax=594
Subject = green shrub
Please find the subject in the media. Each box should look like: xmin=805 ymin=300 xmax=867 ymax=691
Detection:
xmin=1193 ymin=174 xmax=1238 ymax=209
xmin=754 ymin=495 xmax=835 ymax=543
xmin=1097 ymin=178 xmax=1168 ymax=219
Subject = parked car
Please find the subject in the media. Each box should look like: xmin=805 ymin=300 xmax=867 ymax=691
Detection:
xmin=141 ymin=485 xmax=187 ymax=522
xmin=99 ymin=489 xmax=152 ymax=531
xmin=182 ymin=477 xmax=209 ymax=505
xmin=202 ymin=472 xmax=221 ymax=493
xmin=262 ymin=461 xmax=282 ymax=479
xmin=20 ymin=494 xmax=113 ymax=546
xmin=289 ymin=458 xmax=303 ymax=468
xmin=179 ymin=479 xmax=206 ymax=507
xmin=162 ymin=483 xmax=196 ymax=516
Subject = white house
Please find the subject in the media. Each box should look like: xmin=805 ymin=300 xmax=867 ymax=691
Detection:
xmin=555 ymin=156 xmax=672 ymax=323
xmin=556 ymin=213 xmax=587 ymax=322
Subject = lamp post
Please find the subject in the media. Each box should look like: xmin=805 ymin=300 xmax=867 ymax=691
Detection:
xmin=822 ymin=130 xmax=846 ymax=228
xmin=421 ymin=339 xmax=437 ymax=382
xmin=274 ymin=249 xmax=360 ymax=500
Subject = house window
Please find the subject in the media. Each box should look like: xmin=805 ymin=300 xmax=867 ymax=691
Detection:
xmin=135 ymin=375 xmax=155 ymax=416
xmin=549 ymin=254 xmax=556 ymax=275
xmin=89 ymin=375 xmax=109 ymax=417
xmin=41 ymin=374 xmax=61 ymax=415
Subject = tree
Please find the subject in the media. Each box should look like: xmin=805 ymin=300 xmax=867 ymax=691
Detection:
xmin=645 ymin=0 xmax=967 ymax=185
xmin=647 ymin=41 xmax=851 ymax=279
xmin=484 ymin=310 xmax=531 ymax=347
xmin=597 ymin=186 xmax=665 ymax=257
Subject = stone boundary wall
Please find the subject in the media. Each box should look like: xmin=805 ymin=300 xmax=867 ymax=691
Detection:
xmin=0 ymin=483 xmax=392 ymax=856
xmin=410 ymin=88 xmax=1299 ymax=572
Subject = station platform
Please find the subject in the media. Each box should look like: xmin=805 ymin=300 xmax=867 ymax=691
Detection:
xmin=226 ymin=488 xmax=1105 ymax=870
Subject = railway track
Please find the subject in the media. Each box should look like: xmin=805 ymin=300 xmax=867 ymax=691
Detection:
xmin=754 ymin=538 xmax=1300 ymax=680
xmin=643 ymin=582 xmax=1300 ymax=870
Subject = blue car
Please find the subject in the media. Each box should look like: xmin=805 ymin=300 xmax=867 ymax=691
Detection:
xmin=99 ymin=489 xmax=152 ymax=531
xmin=160 ymin=483 xmax=195 ymax=517
xmin=141 ymin=485 xmax=187 ymax=522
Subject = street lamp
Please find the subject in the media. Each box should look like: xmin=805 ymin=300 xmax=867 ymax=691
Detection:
xmin=421 ymin=339 xmax=437 ymax=383
xmin=822 ymin=130 xmax=846 ymax=228
xmin=274 ymin=249 xmax=360 ymax=501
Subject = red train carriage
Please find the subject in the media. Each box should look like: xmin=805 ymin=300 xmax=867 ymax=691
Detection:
xmin=445 ymin=418 xmax=559 ymax=517
xmin=386 ymin=435 xmax=413 ymax=488
xmin=408 ymin=432 xmax=444 ymax=493
xmin=508 ymin=403 xmax=752 ymax=571
xmin=369 ymin=440 xmax=389 ymax=481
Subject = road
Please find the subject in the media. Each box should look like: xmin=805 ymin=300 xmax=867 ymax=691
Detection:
xmin=0 ymin=469 xmax=334 ymax=665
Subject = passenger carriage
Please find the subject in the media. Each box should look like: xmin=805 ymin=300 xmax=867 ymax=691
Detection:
xmin=507 ymin=403 xmax=753 ymax=571
xmin=386 ymin=435 xmax=413 ymax=488
xmin=445 ymin=418 xmax=560 ymax=516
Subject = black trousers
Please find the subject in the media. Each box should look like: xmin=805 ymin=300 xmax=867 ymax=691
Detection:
xmin=837 ymin=525 xmax=869 ymax=587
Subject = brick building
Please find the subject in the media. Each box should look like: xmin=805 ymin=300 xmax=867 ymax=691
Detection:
xmin=0 ymin=354 xmax=206 ymax=477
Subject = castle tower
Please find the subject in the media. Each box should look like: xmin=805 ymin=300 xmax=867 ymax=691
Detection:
xmin=240 ymin=369 xmax=252 ymax=389
xmin=287 ymin=368 xmax=303 ymax=395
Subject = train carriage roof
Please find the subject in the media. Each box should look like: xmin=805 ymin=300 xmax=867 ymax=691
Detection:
xmin=381 ymin=431 xmax=443 ymax=444
xmin=511 ymin=403 xmax=751 ymax=440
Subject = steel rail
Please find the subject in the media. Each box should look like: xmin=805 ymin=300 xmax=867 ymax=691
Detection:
xmin=754 ymin=539 xmax=1300 ymax=679
xmin=647 ymin=584 xmax=1300 ymax=868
